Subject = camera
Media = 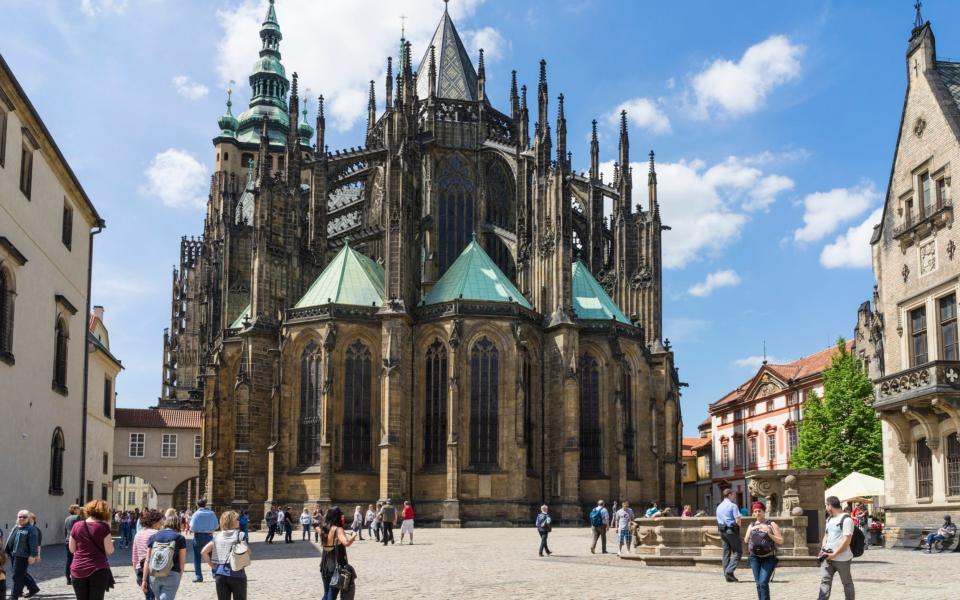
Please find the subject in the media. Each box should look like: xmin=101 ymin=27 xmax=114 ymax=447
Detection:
xmin=817 ymin=548 xmax=833 ymax=564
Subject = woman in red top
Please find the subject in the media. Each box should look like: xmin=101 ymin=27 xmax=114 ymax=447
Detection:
xmin=399 ymin=501 xmax=415 ymax=545
xmin=69 ymin=499 xmax=115 ymax=600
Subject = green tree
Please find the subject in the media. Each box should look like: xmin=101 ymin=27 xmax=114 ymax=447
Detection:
xmin=791 ymin=338 xmax=882 ymax=486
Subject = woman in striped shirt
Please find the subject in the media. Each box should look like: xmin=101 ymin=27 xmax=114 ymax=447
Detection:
xmin=131 ymin=510 xmax=162 ymax=600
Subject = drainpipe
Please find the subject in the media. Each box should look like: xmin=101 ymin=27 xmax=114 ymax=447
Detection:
xmin=79 ymin=219 xmax=105 ymax=503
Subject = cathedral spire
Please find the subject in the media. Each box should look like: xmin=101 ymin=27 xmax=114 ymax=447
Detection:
xmin=589 ymin=119 xmax=599 ymax=180
xmin=648 ymin=149 xmax=658 ymax=218
xmin=367 ymin=80 xmax=376 ymax=132
xmin=385 ymin=56 xmax=393 ymax=110
xmin=477 ymin=48 xmax=486 ymax=100
xmin=257 ymin=116 xmax=269 ymax=181
xmin=510 ymin=70 xmax=519 ymax=121
xmin=286 ymin=73 xmax=300 ymax=183
xmin=520 ymin=84 xmax=529 ymax=148
xmin=315 ymin=95 xmax=325 ymax=155
xmin=428 ymin=46 xmax=437 ymax=98
xmin=537 ymin=59 xmax=548 ymax=130
xmin=556 ymin=93 xmax=567 ymax=170
xmin=618 ymin=111 xmax=631 ymax=214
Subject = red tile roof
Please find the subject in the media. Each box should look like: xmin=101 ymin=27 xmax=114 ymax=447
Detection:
xmin=683 ymin=437 xmax=711 ymax=451
xmin=115 ymin=408 xmax=201 ymax=429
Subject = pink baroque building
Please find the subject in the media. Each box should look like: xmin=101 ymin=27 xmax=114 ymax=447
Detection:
xmin=707 ymin=343 xmax=851 ymax=508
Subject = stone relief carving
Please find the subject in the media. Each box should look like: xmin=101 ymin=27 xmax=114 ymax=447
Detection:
xmin=919 ymin=240 xmax=936 ymax=275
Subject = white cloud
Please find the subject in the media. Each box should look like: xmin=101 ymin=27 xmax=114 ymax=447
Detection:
xmin=691 ymin=35 xmax=804 ymax=118
xmin=609 ymin=98 xmax=671 ymax=135
xmin=794 ymin=181 xmax=878 ymax=243
xmin=688 ymin=269 xmax=742 ymax=297
xmin=216 ymin=0 xmax=493 ymax=132
xmin=820 ymin=207 xmax=882 ymax=269
xmin=173 ymin=75 xmax=209 ymax=100
xmin=598 ymin=153 xmax=792 ymax=268
xmin=465 ymin=26 xmax=508 ymax=62
xmin=81 ymin=0 xmax=128 ymax=17
xmin=142 ymin=149 xmax=209 ymax=209
xmin=733 ymin=355 xmax=785 ymax=369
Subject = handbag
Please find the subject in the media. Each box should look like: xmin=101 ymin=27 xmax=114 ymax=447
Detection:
xmin=229 ymin=538 xmax=251 ymax=571
xmin=82 ymin=521 xmax=116 ymax=589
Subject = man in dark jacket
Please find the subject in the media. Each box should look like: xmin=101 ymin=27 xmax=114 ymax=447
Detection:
xmin=5 ymin=510 xmax=40 ymax=599
xmin=535 ymin=505 xmax=553 ymax=557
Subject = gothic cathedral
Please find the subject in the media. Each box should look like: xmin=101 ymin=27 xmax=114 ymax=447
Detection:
xmin=161 ymin=0 xmax=683 ymax=525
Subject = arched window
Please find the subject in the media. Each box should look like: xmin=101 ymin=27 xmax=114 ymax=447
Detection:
xmin=0 ymin=268 xmax=13 ymax=357
xmin=947 ymin=432 xmax=960 ymax=497
xmin=522 ymin=348 xmax=534 ymax=471
xmin=579 ymin=354 xmax=602 ymax=475
xmin=298 ymin=342 xmax=322 ymax=466
xmin=622 ymin=366 xmax=636 ymax=478
xmin=423 ymin=339 xmax=447 ymax=468
xmin=917 ymin=437 xmax=933 ymax=498
xmin=343 ymin=340 xmax=372 ymax=469
xmin=470 ymin=337 xmax=499 ymax=469
xmin=235 ymin=385 xmax=250 ymax=451
xmin=49 ymin=427 xmax=64 ymax=495
xmin=53 ymin=317 xmax=69 ymax=391
xmin=484 ymin=159 xmax=515 ymax=280
xmin=437 ymin=156 xmax=475 ymax=276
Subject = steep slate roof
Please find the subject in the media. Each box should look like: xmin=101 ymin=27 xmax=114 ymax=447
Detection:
xmin=295 ymin=243 xmax=385 ymax=308
xmin=115 ymin=408 xmax=201 ymax=429
xmin=936 ymin=60 xmax=960 ymax=109
xmin=415 ymin=7 xmax=480 ymax=102
xmin=571 ymin=261 xmax=631 ymax=324
xmin=423 ymin=239 xmax=532 ymax=308
xmin=230 ymin=303 xmax=251 ymax=329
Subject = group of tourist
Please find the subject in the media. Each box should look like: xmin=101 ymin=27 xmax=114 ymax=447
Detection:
xmin=263 ymin=498 xmax=416 ymax=548
xmin=114 ymin=508 xmax=198 ymax=550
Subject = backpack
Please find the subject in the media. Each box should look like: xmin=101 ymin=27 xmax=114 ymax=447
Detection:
xmin=149 ymin=539 xmax=177 ymax=577
xmin=589 ymin=508 xmax=604 ymax=527
xmin=748 ymin=521 xmax=777 ymax=557
xmin=229 ymin=539 xmax=251 ymax=571
xmin=838 ymin=515 xmax=866 ymax=558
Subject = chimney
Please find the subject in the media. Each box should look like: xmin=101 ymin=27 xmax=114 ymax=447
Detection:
xmin=93 ymin=306 xmax=105 ymax=322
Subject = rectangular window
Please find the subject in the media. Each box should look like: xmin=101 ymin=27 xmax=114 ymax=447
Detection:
xmin=85 ymin=481 xmax=93 ymax=503
xmin=748 ymin=437 xmax=757 ymax=466
xmin=947 ymin=433 xmax=960 ymax=497
xmin=128 ymin=475 xmax=136 ymax=483
xmin=102 ymin=377 xmax=112 ymax=418
xmin=194 ymin=434 xmax=202 ymax=459
xmin=61 ymin=201 xmax=73 ymax=250
xmin=768 ymin=433 xmax=776 ymax=463
xmin=721 ymin=444 xmax=729 ymax=470
xmin=910 ymin=306 xmax=928 ymax=367
xmin=127 ymin=491 xmax=136 ymax=505
xmin=766 ymin=400 xmax=775 ymax=412
xmin=938 ymin=178 xmax=950 ymax=209
xmin=940 ymin=295 xmax=958 ymax=361
xmin=128 ymin=433 xmax=144 ymax=457
xmin=19 ymin=143 xmax=32 ymax=198
xmin=102 ymin=452 xmax=108 ymax=475
xmin=921 ymin=172 xmax=932 ymax=217
xmin=101 ymin=484 xmax=108 ymax=501
xmin=735 ymin=438 xmax=744 ymax=467
xmin=734 ymin=409 xmax=742 ymax=421
xmin=161 ymin=433 xmax=178 ymax=458
xmin=748 ymin=405 xmax=756 ymax=417
xmin=788 ymin=428 xmax=798 ymax=453
xmin=905 ymin=198 xmax=915 ymax=227
xmin=917 ymin=438 xmax=933 ymax=498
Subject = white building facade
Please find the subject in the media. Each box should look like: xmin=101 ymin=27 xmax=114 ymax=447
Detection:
xmin=85 ymin=306 xmax=121 ymax=505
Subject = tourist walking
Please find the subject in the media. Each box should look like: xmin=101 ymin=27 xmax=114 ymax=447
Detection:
xmin=817 ymin=496 xmax=856 ymax=600
xmin=132 ymin=510 xmax=162 ymax=600
xmin=615 ymin=501 xmax=635 ymax=554
xmin=120 ymin=512 xmax=132 ymax=550
xmin=143 ymin=514 xmax=188 ymax=600
xmin=716 ymin=487 xmax=743 ymax=582
xmin=364 ymin=505 xmax=376 ymax=540
xmin=589 ymin=499 xmax=610 ymax=554
xmin=201 ymin=511 xmax=249 ymax=600
xmin=319 ymin=506 xmax=357 ymax=600
xmin=379 ymin=499 xmax=397 ymax=545
xmin=283 ymin=506 xmax=295 ymax=543
xmin=301 ymin=508 xmax=313 ymax=541
xmin=64 ymin=504 xmax=83 ymax=585
xmin=372 ymin=503 xmax=383 ymax=542
xmin=265 ymin=506 xmax=278 ymax=544
xmin=535 ymin=505 xmax=552 ymax=557
xmin=351 ymin=506 xmax=365 ymax=541
xmin=68 ymin=499 xmax=115 ymax=600
xmin=189 ymin=499 xmax=218 ymax=582
xmin=5 ymin=509 xmax=40 ymax=599
xmin=745 ymin=501 xmax=782 ymax=600
xmin=276 ymin=507 xmax=286 ymax=538
xmin=399 ymin=501 xmax=415 ymax=544
xmin=238 ymin=511 xmax=249 ymax=544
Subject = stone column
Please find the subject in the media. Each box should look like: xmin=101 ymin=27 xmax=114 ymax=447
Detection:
xmin=443 ymin=318 xmax=463 ymax=527
xmin=379 ymin=311 xmax=412 ymax=503
xmin=549 ymin=324 xmax=580 ymax=522
xmin=318 ymin=323 xmax=337 ymax=503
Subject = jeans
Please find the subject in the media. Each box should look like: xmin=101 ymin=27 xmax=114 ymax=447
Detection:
xmin=240 ymin=525 xmax=249 ymax=543
xmin=321 ymin=573 xmax=340 ymax=600
xmin=285 ymin=523 xmax=293 ymax=543
xmin=120 ymin=523 xmax=130 ymax=547
xmin=72 ymin=567 xmax=113 ymax=600
xmin=927 ymin=533 xmax=945 ymax=548
xmin=373 ymin=522 xmax=382 ymax=542
xmin=302 ymin=524 xmax=311 ymax=540
xmin=9 ymin=555 xmax=39 ymax=598
xmin=193 ymin=532 xmax=213 ymax=581
xmin=590 ymin=525 xmax=607 ymax=552
xmin=749 ymin=555 xmax=776 ymax=600
xmin=720 ymin=526 xmax=742 ymax=575
xmin=149 ymin=570 xmax=182 ymax=600
xmin=817 ymin=559 xmax=854 ymax=600
xmin=215 ymin=575 xmax=247 ymax=600
xmin=381 ymin=522 xmax=394 ymax=545
xmin=66 ymin=541 xmax=75 ymax=583
xmin=538 ymin=531 xmax=550 ymax=555
xmin=265 ymin=523 xmax=277 ymax=543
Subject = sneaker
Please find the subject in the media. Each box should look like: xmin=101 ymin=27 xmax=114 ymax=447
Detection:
xmin=724 ymin=573 xmax=738 ymax=583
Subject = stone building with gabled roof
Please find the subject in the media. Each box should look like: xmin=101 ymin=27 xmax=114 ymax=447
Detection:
xmin=164 ymin=1 xmax=682 ymax=525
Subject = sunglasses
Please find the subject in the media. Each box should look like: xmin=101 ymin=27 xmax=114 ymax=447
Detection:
xmin=17 ymin=516 xmax=28 ymax=519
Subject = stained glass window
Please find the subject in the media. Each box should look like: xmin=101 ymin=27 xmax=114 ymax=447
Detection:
xmin=470 ymin=337 xmax=499 ymax=469
xmin=298 ymin=342 xmax=322 ymax=466
xmin=424 ymin=340 xmax=448 ymax=468
xmin=438 ymin=156 xmax=475 ymax=276
xmin=343 ymin=340 xmax=372 ymax=469
xmin=580 ymin=353 xmax=602 ymax=476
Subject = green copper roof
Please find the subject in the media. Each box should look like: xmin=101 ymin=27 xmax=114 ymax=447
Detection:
xmin=571 ymin=261 xmax=630 ymax=324
xmin=423 ymin=239 xmax=532 ymax=309
xmin=230 ymin=303 xmax=251 ymax=329
xmin=294 ymin=244 xmax=385 ymax=308
xmin=262 ymin=0 xmax=280 ymax=34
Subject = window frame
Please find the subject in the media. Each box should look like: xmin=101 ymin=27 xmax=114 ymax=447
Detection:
xmin=578 ymin=352 xmax=603 ymax=476
xmin=18 ymin=140 xmax=33 ymax=199
xmin=917 ymin=437 xmax=933 ymax=499
xmin=910 ymin=305 xmax=928 ymax=367
xmin=423 ymin=339 xmax=448 ymax=469
xmin=161 ymin=433 xmax=178 ymax=458
xmin=920 ymin=171 xmax=932 ymax=218
xmin=939 ymin=294 xmax=958 ymax=361
xmin=947 ymin=432 xmax=960 ymax=497
xmin=470 ymin=337 xmax=500 ymax=470
xmin=102 ymin=451 xmax=109 ymax=475
xmin=128 ymin=432 xmax=145 ymax=458
xmin=768 ymin=432 xmax=777 ymax=463
xmin=0 ymin=266 xmax=14 ymax=363
xmin=721 ymin=443 xmax=730 ymax=470
xmin=342 ymin=339 xmax=373 ymax=470
xmin=748 ymin=436 xmax=758 ymax=467
xmin=194 ymin=434 xmax=202 ymax=460
xmin=102 ymin=376 xmax=112 ymax=419
xmin=61 ymin=200 xmax=74 ymax=250
xmin=49 ymin=427 xmax=65 ymax=495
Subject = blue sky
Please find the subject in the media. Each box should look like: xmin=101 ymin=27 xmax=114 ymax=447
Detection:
xmin=1 ymin=0 xmax=952 ymax=435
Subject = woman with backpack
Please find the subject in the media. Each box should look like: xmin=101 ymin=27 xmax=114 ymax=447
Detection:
xmin=201 ymin=511 xmax=249 ymax=600
xmin=69 ymin=499 xmax=115 ymax=600
xmin=142 ymin=515 xmax=187 ymax=600
xmin=131 ymin=510 xmax=162 ymax=600
xmin=743 ymin=501 xmax=782 ymax=600
xmin=319 ymin=506 xmax=357 ymax=600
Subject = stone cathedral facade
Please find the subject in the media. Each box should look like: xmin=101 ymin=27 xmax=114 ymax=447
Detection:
xmin=161 ymin=0 xmax=682 ymax=525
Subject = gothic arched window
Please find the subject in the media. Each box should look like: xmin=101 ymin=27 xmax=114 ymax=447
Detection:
xmin=298 ymin=341 xmax=322 ymax=466
xmin=622 ymin=366 xmax=636 ymax=478
xmin=423 ymin=339 xmax=447 ymax=468
xmin=0 ymin=268 xmax=13 ymax=357
xmin=484 ymin=159 xmax=516 ymax=280
xmin=235 ymin=385 xmax=250 ymax=451
xmin=437 ymin=156 xmax=475 ymax=276
xmin=521 ymin=347 xmax=534 ymax=471
xmin=470 ymin=337 xmax=499 ymax=469
xmin=49 ymin=427 xmax=64 ymax=495
xmin=53 ymin=317 xmax=69 ymax=391
xmin=343 ymin=340 xmax=372 ymax=469
xmin=579 ymin=353 xmax=602 ymax=476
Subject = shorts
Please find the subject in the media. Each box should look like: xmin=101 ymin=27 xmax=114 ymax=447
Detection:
xmin=400 ymin=519 xmax=415 ymax=535
xmin=618 ymin=527 xmax=632 ymax=546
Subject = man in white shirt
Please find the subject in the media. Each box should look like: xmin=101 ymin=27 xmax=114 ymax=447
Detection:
xmin=818 ymin=495 xmax=855 ymax=600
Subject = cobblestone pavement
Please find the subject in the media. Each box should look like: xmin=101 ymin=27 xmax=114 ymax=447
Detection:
xmin=21 ymin=527 xmax=956 ymax=599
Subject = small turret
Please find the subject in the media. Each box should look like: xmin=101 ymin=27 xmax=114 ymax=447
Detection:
xmin=367 ymin=80 xmax=376 ymax=132
xmin=286 ymin=72 xmax=300 ymax=183
xmin=618 ymin=110 xmax=631 ymax=214
xmin=257 ymin=116 xmax=269 ymax=181
xmin=298 ymin=100 xmax=314 ymax=146
xmin=385 ymin=57 xmax=393 ymax=110
xmin=556 ymin=93 xmax=567 ymax=171
xmin=648 ymin=150 xmax=658 ymax=218
xmin=217 ymin=87 xmax=239 ymax=138
xmin=477 ymin=48 xmax=486 ymax=101
xmin=315 ymin=95 xmax=325 ymax=155
xmin=589 ymin=119 xmax=599 ymax=180
xmin=510 ymin=70 xmax=519 ymax=121
xmin=537 ymin=59 xmax=548 ymax=136
xmin=428 ymin=46 xmax=437 ymax=98
xmin=520 ymin=84 xmax=529 ymax=148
